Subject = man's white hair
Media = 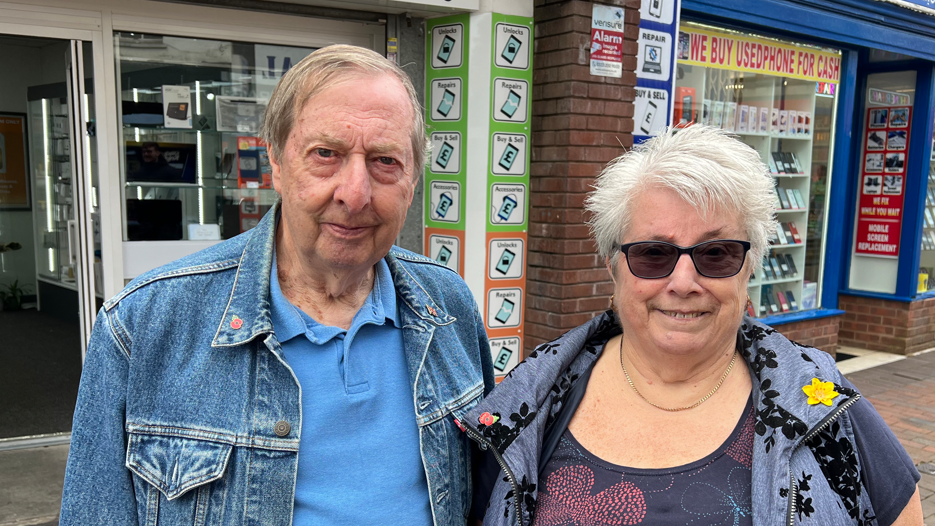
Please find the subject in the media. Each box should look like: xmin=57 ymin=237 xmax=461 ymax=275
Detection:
xmin=586 ymin=125 xmax=778 ymax=271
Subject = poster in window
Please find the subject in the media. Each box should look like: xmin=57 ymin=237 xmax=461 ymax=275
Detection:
xmin=0 ymin=113 xmax=30 ymax=210
xmin=855 ymin=106 xmax=911 ymax=258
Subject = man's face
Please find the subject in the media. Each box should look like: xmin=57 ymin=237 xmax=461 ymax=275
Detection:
xmin=270 ymin=73 xmax=417 ymax=275
xmin=141 ymin=145 xmax=159 ymax=163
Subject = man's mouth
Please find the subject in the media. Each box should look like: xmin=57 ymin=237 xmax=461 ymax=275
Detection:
xmin=325 ymin=223 xmax=372 ymax=235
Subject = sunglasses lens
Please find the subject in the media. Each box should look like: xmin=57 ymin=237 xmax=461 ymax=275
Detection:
xmin=693 ymin=241 xmax=747 ymax=277
xmin=626 ymin=243 xmax=679 ymax=278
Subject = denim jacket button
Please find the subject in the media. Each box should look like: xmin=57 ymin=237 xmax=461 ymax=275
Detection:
xmin=274 ymin=420 xmax=291 ymax=437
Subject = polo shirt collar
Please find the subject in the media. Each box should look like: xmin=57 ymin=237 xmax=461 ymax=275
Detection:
xmin=269 ymin=252 xmax=400 ymax=345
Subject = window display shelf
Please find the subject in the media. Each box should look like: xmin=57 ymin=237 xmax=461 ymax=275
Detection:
xmin=676 ymin=30 xmax=838 ymax=317
xmin=122 ymin=126 xmax=245 ymax=135
xmin=769 ymin=243 xmax=806 ymax=249
xmin=749 ymin=276 xmax=801 ymax=287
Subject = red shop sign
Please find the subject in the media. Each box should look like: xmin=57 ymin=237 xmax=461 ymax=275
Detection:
xmin=855 ymin=105 xmax=911 ymax=258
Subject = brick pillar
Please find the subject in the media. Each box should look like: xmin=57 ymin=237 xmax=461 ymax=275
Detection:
xmin=526 ymin=0 xmax=639 ymax=352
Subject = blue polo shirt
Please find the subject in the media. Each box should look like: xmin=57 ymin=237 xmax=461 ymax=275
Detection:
xmin=269 ymin=255 xmax=432 ymax=525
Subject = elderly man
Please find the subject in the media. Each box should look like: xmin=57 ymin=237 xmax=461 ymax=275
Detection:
xmin=61 ymin=45 xmax=493 ymax=525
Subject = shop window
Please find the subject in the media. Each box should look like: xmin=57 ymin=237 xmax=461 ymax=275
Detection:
xmin=115 ymin=32 xmax=316 ymax=241
xmin=920 ymin=120 xmax=935 ymax=293
xmin=674 ymin=22 xmax=841 ymax=317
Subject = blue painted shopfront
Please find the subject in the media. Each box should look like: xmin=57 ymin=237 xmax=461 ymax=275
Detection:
xmin=683 ymin=0 xmax=935 ymax=325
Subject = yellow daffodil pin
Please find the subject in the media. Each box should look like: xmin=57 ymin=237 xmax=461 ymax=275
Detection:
xmin=802 ymin=378 xmax=839 ymax=406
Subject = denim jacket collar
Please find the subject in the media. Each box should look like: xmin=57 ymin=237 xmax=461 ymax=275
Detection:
xmin=211 ymin=204 xmax=456 ymax=349
xmin=212 ymin=204 xmax=277 ymax=348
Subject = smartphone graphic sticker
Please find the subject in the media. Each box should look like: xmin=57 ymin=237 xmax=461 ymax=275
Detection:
xmin=496 ymin=249 xmax=516 ymax=275
xmin=436 ymin=245 xmax=452 ymax=265
xmin=501 ymin=35 xmax=522 ymax=64
xmin=435 ymin=142 xmax=455 ymax=170
xmin=436 ymin=193 xmax=453 ymax=218
xmin=640 ymin=100 xmax=657 ymax=134
xmin=498 ymin=143 xmax=520 ymax=171
xmin=437 ymin=35 xmax=456 ymax=64
xmin=500 ymin=90 xmax=522 ymax=118
xmin=648 ymin=0 xmax=663 ymax=18
xmin=498 ymin=195 xmax=518 ymax=221
xmin=437 ymin=89 xmax=456 ymax=117
xmin=495 ymin=299 xmax=515 ymax=324
xmin=494 ymin=347 xmax=513 ymax=372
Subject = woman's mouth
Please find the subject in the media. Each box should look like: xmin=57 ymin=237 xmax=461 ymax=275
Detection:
xmin=659 ymin=310 xmax=706 ymax=319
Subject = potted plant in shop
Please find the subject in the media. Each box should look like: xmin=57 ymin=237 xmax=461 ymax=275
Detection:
xmin=0 ymin=241 xmax=28 ymax=311
xmin=0 ymin=279 xmax=29 ymax=311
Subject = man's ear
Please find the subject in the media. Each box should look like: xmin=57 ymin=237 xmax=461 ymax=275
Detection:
xmin=406 ymin=170 xmax=419 ymax=208
xmin=269 ymin=147 xmax=283 ymax=194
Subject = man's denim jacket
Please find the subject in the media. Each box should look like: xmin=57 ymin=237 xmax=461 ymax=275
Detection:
xmin=60 ymin=205 xmax=495 ymax=525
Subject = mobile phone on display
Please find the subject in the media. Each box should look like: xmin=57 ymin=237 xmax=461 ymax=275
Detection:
xmin=682 ymin=95 xmax=693 ymax=123
xmin=498 ymin=195 xmax=518 ymax=221
xmin=437 ymin=35 xmax=456 ymax=63
xmin=496 ymin=249 xmax=516 ymax=275
xmin=495 ymin=299 xmax=515 ymax=324
xmin=436 ymin=193 xmax=453 ymax=218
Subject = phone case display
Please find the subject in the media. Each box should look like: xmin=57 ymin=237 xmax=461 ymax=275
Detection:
xmin=674 ymin=25 xmax=840 ymax=317
xmin=116 ymin=32 xmax=315 ymax=241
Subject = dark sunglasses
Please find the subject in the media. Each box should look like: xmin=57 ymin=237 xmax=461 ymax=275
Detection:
xmin=616 ymin=239 xmax=751 ymax=279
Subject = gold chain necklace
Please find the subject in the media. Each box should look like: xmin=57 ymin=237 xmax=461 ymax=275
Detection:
xmin=618 ymin=337 xmax=737 ymax=412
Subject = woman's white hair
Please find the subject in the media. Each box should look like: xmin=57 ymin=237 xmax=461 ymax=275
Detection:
xmin=586 ymin=124 xmax=778 ymax=271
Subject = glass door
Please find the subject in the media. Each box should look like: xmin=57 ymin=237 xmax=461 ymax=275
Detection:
xmin=0 ymin=35 xmax=100 ymax=443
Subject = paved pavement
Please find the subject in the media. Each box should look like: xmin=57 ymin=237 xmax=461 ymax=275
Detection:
xmin=0 ymin=444 xmax=66 ymax=526
xmin=1 ymin=349 xmax=933 ymax=525
xmin=845 ymin=348 xmax=935 ymax=523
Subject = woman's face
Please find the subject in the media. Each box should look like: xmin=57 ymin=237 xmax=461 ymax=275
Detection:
xmin=612 ymin=187 xmax=752 ymax=358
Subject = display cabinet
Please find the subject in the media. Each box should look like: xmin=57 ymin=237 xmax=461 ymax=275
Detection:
xmin=29 ymin=85 xmax=103 ymax=299
xmin=675 ymin=57 xmax=838 ymax=317
xmin=116 ymin=32 xmax=314 ymax=241
xmin=29 ymin=96 xmax=77 ymax=288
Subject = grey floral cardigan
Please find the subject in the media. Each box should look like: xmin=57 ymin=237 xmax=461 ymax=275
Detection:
xmin=458 ymin=312 xmax=878 ymax=526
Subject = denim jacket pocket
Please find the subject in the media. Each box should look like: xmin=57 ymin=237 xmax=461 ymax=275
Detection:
xmin=126 ymin=432 xmax=233 ymax=501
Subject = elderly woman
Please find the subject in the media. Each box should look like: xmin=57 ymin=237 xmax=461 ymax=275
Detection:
xmin=463 ymin=125 xmax=922 ymax=526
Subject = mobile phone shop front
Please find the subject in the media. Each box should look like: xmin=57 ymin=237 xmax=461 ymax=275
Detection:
xmin=0 ymin=0 xmax=405 ymax=447
xmin=676 ymin=0 xmax=935 ymax=354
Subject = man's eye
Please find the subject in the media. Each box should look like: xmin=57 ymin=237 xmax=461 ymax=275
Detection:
xmin=377 ymin=156 xmax=396 ymax=165
xmin=316 ymin=148 xmax=333 ymax=158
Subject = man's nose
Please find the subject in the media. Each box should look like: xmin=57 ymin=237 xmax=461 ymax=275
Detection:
xmin=333 ymin=154 xmax=372 ymax=212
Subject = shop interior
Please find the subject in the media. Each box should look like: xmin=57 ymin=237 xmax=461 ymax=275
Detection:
xmin=0 ymin=35 xmax=90 ymax=440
